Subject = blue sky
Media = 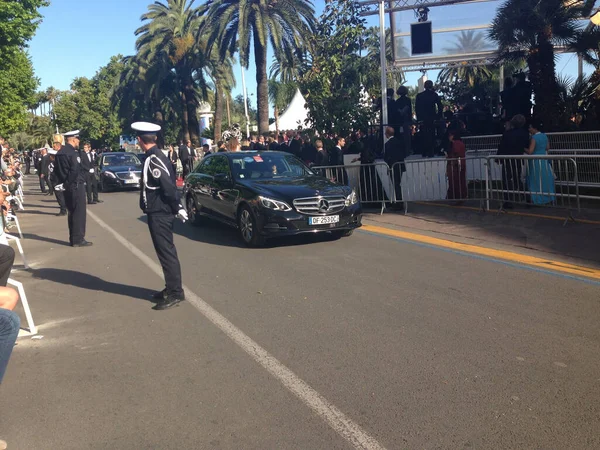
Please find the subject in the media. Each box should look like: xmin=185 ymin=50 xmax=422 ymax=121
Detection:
xmin=28 ymin=0 xmax=588 ymax=108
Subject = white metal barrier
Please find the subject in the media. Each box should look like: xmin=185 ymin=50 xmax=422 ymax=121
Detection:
xmin=8 ymin=278 xmax=37 ymax=335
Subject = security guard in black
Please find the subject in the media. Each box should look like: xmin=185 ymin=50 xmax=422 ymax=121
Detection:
xmin=54 ymin=131 xmax=92 ymax=247
xmin=139 ymin=140 xmax=186 ymax=310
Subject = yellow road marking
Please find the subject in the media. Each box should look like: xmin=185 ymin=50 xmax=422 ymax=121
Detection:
xmin=362 ymin=224 xmax=600 ymax=281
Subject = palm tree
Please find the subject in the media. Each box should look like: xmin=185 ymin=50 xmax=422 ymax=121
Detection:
xmin=135 ymin=0 xmax=205 ymax=144
xmin=202 ymin=0 xmax=316 ymax=134
xmin=268 ymin=78 xmax=296 ymax=134
xmin=438 ymin=31 xmax=493 ymax=87
xmin=570 ymin=23 xmax=600 ymax=125
xmin=489 ymin=0 xmax=596 ymax=130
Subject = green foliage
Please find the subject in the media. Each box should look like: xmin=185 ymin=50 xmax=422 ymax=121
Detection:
xmin=53 ymin=56 xmax=126 ymax=148
xmin=0 ymin=49 xmax=38 ymax=135
xmin=0 ymin=0 xmax=49 ymax=53
xmin=202 ymin=0 xmax=317 ymax=133
xmin=300 ymin=0 xmax=375 ymax=134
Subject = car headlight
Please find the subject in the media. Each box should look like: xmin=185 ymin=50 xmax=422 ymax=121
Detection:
xmin=104 ymin=171 xmax=116 ymax=178
xmin=345 ymin=189 xmax=358 ymax=206
xmin=259 ymin=196 xmax=292 ymax=211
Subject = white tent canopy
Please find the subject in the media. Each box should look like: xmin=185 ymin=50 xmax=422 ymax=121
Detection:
xmin=269 ymin=89 xmax=311 ymax=132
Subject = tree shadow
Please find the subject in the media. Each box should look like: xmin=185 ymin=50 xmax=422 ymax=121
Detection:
xmin=137 ymin=216 xmax=336 ymax=249
xmin=31 ymin=268 xmax=157 ymax=303
xmin=19 ymin=210 xmax=61 ymax=216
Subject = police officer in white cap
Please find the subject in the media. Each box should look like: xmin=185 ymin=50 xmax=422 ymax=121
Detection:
xmin=54 ymin=130 xmax=92 ymax=247
xmin=133 ymin=122 xmax=188 ymax=310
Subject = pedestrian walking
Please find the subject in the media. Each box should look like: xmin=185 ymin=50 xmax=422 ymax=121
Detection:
xmin=34 ymin=149 xmax=47 ymax=193
xmin=134 ymin=122 xmax=188 ymax=311
xmin=54 ymin=130 xmax=92 ymax=247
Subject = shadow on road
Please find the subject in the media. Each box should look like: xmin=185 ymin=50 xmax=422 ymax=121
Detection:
xmin=22 ymin=233 xmax=69 ymax=246
xmin=31 ymin=268 xmax=157 ymax=302
xmin=137 ymin=216 xmax=338 ymax=249
xmin=19 ymin=209 xmax=61 ymax=216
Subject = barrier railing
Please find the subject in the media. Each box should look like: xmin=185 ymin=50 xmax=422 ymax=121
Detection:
xmin=463 ymin=131 xmax=600 ymax=153
xmin=313 ymin=153 xmax=590 ymax=218
xmin=313 ymin=162 xmax=393 ymax=214
xmin=485 ymin=155 xmax=580 ymax=214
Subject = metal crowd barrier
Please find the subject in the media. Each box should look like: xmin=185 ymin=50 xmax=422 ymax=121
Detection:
xmin=312 ymin=153 xmax=589 ymax=218
xmin=485 ymin=155 xmax=580 ymax=214
xmin=463 ymin=131 xmax=600 ymax=153
xmin=312 ymin=162 xmax=393 ymax=214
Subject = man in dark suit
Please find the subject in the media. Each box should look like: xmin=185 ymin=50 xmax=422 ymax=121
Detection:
xmin=41 ymin=148 xmax=53 ymax=195
xmin=415 ymin=80 xmax=443 ymax=158
xmin=384 ymin=127 xmax=406 ymax=203
xmin=178 ymin=140 xmax=191 ymax=178
xmin=80 ymin=143 xmax=102 ymax=204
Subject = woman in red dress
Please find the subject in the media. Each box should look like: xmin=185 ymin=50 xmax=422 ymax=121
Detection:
xmin=446 ymin=129 xmax=468 ymax=200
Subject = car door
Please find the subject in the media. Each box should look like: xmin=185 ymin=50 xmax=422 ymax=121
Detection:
xmin=187 ymin=156 xmax=217 ymax=216
xmin=208 ymin=155 xmax=239 ymax=224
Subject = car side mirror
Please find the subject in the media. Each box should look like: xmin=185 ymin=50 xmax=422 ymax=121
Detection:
xmin=214 ymin=173 xmax=230 ymax=182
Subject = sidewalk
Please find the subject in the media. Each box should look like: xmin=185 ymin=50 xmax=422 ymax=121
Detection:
xmin=362 ymin=202 xmax=600 ymax=268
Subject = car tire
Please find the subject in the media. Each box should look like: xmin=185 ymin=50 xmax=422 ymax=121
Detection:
xmin=330 ymin=229 xmax=354 ymax=239
xmin=186 ymin=195 xmax=204 ymax=227
xmin=238 ymin=205 xmax=265 ymax=247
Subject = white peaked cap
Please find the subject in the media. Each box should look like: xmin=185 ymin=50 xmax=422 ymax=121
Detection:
xmin=131 ymin=122 xmax=161 ymax=135
xmin=63 ymin=130 xmax=80 ymax=137
xmin=48 ymin=149 xmax=58 ymax=155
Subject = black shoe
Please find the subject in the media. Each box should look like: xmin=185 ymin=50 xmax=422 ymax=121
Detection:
xmin=56 ymin=211 xmax=67 ymax=216
xmin=152 ymin=294 xmax=185 ymax=310
xmin=88 ymin=201 xmax=96 ymax=205
xmin=95 ymin=200 xmax=103 ymax=203
xmin=152 ymin=289 xmax=168 ymax=300
xmin=72 ymin=240 xmax=93 ymax=247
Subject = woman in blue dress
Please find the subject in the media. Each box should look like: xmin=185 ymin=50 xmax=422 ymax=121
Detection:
xmin=525 ymin=119 xmax=555 ymax=205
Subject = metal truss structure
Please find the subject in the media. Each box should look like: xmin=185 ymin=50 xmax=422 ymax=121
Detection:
xmin=358 ymin=0 xmax=491 ymax=16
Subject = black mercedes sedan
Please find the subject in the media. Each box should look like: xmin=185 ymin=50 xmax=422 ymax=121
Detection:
xmin=99 ymin=152 xmax=143 ymax=191
xmin=183 ymin=151 xmax=362 ymax=247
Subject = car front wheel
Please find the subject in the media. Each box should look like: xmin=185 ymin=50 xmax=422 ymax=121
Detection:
xmin=238 ymin=205 xmax=265 ymax=247
xmin=186 ymin=195 xmax=204 ymax=227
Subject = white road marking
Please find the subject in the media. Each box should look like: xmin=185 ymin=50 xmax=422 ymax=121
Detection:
xmin=87 ymin=210 xmax=386 ymax=450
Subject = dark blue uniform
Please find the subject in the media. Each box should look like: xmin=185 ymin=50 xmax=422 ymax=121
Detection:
xmin=54 ymin=143 xmax=88 ymax=246
xmin=140 ymin=146 xmax=184 ymax=299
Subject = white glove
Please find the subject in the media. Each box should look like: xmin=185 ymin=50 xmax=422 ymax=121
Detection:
xmin=177 ymin=209 xmax=189 ymax=222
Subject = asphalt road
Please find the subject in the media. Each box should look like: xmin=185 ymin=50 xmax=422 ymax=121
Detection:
xmin=2 ymin=179 xmax=600 ymax=449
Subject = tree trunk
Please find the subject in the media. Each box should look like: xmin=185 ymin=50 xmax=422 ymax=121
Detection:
xmin=214 ymin=83 xmax=223 ymax=142
xmin=185 ymin=81 xmax=200 ymax=146
xmin=181 ymin=89 xmax=190 ymax=143
xmin=274 ymin=105 xmax=279 ymax=135
xmin=253 ymin=33 xmax=270 ymax=134
xmin=529 ymin=37 xmax=560 ymax=130
xmin=154 ymin=109 xmax=166 ymax=149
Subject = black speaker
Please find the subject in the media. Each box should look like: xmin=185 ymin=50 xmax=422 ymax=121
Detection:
xmin=411 ymin=22 xmax=433 ymax=55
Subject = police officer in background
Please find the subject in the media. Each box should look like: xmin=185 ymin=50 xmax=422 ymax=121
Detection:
xmin=133 ymin=122 xmax=188 ymax=311
xmin=54 ymin=130 xmax=92 ymax=247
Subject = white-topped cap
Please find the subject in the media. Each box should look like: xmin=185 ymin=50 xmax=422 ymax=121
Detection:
xmin=63 ymin=130 xmax=80 ymax=137
xmin=131 ymin=122 xmax=161 ymax=135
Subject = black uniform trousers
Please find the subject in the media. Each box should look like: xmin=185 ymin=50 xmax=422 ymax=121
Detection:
xmin=86 ymin=172 xmax=99 ymax=203
xmin=25 ymin=160 xmax=30 ymax=175
xmin=181 ymin=159 xmax=191 ymax=179
xmin=147 ymin=213 xmax=183 ymax=297
xmin=64 ymin=183 xmax=87 ymax=245
xmin=38 ymin=174 xmax=47 ymax=193
xmin=48 ymin=179 xmax=66 ymax=213
xmin=420 ymin=121 xmax=436 ymax=158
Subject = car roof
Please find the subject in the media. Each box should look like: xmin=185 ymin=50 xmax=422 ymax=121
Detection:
xmin=216 ymin=151 xmax=290 ymax=159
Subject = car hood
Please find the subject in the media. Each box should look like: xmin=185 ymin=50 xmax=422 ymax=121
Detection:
xmin=238 ymin=176 xmax=350 ymax=201
xmin=102 ymin=165 xmax=142 ymax=173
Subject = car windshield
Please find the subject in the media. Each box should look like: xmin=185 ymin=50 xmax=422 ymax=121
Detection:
xmin=103 ymin=154 xmax=141 ymax=166
xmin=230 ymin=153 xmax=313 ymax=180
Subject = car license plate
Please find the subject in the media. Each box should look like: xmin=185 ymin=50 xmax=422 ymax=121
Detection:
xmin=309 ymin=215 xmax=340 ymax=225
xmin=124 ymin=179 xmax=138 ymax=184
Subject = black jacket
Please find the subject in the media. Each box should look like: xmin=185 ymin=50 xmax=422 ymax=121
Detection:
xmin=79 ymin=151 xmax=95 ymax=173
xmin=139 ymin=145 xmax=181 ymax=215
xmin=396 ymin=96 xmax=413 ymax=124
xmin=384 ymin=136 xmax=405 ymax=166
xmin=179 ymin=144 xmax=190 ymax=163
xmin=329 ymin=146 xmax=343 ymax=166
xmin=498 ymin=128 xmax=530 ymax=156
xmin=41 ymin=154 xmax=51 ymax=177
xmin=415 ymin=89 xmax=443 ymax=122
xmin=54 ymin=144 xmax=86 ymax=186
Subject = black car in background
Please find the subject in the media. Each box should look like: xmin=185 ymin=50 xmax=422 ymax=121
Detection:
xmin=99 ymin=152 xmax=143 ymax=191
xmin=183 ymin=151 xmax=362 ymax=247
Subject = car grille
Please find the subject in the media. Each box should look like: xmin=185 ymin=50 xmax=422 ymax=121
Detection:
xmin=115 ymin=171 xmax=141 ymax=180
xmin=293 ymin=196 xmax=346 ymax=215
